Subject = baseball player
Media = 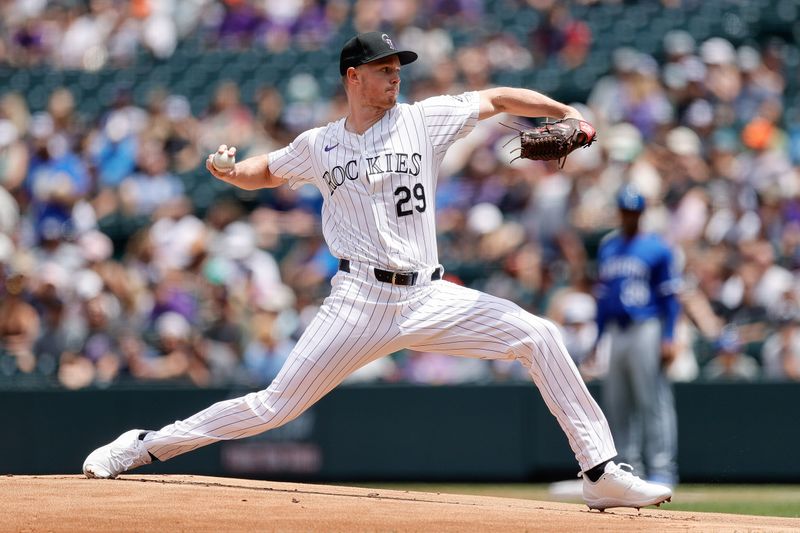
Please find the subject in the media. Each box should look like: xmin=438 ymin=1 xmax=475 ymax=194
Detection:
xmin=83 ymin=32 xmax=672 ymax=510
xmin=594 ymin=184 xmax=681 ymax=487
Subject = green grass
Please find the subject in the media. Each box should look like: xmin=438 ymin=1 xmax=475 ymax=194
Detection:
xmin=339 ymin=483 xmax=800 ymax=518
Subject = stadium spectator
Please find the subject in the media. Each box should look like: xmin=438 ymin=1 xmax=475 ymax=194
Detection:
xmin=90 ymin=96 xmax=142 ymax=189
xmin=58 ymin=289 xmax=124 ymax=390
xmin=199 ymin=81 xmax=255 ymax=157
xmin=703 ymin=327 xmax=760 ymax=382
xmin=31 ymin=261 xmax=80 ymax=380
xmin=241 ymin=308 xmax=294 ymax=387
xmin=136 ymin=310 xmax=209 ymax=386
xmin=0 ymin=115 xmax=29 ymax=194
xmin=0 ymin=258 xmax=40 ymax=375
xmin=548 ymin=289 xmax=598 ymax=370
xmin=119 ymin=140 xmax=185 ymax=216
xmin=530 ymin=4 xmax=591 ymax=69
xmin=761 ymin=315 xmax=800 ymax=382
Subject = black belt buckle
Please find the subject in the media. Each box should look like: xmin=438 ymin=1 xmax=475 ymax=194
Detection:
xmin=339 ymin=259 xmax=441 ymax=286
xmin=374 ymin=268 xmax=417 ymax=286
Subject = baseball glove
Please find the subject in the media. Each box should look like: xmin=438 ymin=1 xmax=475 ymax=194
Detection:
xmin=504 ymin=118 xmax=597 ymax=168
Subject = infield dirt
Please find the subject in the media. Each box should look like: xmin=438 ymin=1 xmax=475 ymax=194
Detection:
xmin=2 ymin=475 xmax=799 ymax=532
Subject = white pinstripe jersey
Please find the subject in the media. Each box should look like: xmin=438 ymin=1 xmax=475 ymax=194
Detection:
xmin=267 ymin=91 xmax=480 ymax=271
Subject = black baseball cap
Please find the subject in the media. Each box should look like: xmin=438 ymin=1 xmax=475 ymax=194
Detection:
xmin=339 ymin=32 xmax=418 ymax=76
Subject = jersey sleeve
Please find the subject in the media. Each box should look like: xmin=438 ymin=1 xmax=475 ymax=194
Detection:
xmin=267 ymin=130 xmax=316 ymax=189
xmin=418 ymin=91 xmax=480 ymax=152
xmin=593 ymin=240 xmax=611 ymax=339
xmin=653 ymin=243 xmax=682 ymax=341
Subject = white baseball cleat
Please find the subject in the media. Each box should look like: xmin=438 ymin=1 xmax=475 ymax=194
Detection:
xmin=82 ymin=429 xmax=153 ymax=479
xmin=582 ymin=461 xmax=672 ymax=511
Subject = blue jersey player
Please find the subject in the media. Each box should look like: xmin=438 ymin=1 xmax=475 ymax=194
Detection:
xmin=594 ymin=184 xmax=681 ymax=487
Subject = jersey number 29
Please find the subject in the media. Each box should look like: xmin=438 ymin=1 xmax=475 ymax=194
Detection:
xmin=395 ymin=184 xmax=427 ymax=217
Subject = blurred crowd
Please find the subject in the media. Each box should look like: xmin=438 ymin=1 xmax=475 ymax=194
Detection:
xmin=1 ymin=1 xmax=800 ymax=389
xmin=0 ymin=0 xmax=473 ymax=67
xmin=0 ymin=0 xmax=590 ymax=70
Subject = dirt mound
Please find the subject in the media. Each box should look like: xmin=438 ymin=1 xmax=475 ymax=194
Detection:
xmin=3 ymin=475 xmax=799 ymax=532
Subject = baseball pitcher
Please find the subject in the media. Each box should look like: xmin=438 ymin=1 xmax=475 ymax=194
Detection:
xmin=83 ymin=32 xmax=671 ymax=511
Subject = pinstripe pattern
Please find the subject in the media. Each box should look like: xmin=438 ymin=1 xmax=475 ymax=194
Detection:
xmin=144 ymin=275 xmax=616 ymax=470
xmin=140 ymin=91 xmax=617 ymax=473
xmin=266 ymin=92 xmax=479 ymax=271
xmin=146 ymin=272 xmax=408 ymax=460
xmin=400 ymin=281 xmax=616 ymax=470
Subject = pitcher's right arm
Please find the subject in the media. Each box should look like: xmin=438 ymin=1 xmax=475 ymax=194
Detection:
xmin=206 ymin=145 xmax=285 ymax=190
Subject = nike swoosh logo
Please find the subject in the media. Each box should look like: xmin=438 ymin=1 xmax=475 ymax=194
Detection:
xmin=324 ymin=143 xmax=339 ymax=152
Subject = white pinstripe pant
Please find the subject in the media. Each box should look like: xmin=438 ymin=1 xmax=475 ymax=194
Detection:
xmin=144 ymin=265 xmax=617 ymax=471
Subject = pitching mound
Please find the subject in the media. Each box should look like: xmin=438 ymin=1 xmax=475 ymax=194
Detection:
xmin=3 ymin=475 xmax=799 ymax=532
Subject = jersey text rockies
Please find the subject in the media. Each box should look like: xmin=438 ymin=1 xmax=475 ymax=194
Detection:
xmin=323 ymin=152 xmax=423 ymax=196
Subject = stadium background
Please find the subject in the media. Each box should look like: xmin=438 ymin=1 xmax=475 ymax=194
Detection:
xmin=1 ymin=0 xmax=799 ymax=482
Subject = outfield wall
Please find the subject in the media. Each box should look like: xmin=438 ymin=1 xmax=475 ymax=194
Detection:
xmin=3 ymin=383 xmax=797 ymax=482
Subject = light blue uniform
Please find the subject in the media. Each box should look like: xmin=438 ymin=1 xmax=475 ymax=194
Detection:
xmin=595 ymin=229 xmax=681 ymax=485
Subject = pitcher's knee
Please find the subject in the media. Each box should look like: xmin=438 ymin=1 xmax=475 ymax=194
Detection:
xmin=250 ymin=388 xmax=313 ymax=429
xmin=529 ymin=315 xmax=564 ymax=341
xmin=521 ymin=316 xmax=568 ymax=358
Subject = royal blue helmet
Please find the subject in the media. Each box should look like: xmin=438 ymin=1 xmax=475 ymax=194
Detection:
xmin=616 ymin=184 xmax=646 ymax=212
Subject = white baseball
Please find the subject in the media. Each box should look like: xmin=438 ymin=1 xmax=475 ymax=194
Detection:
xmin=212 ymin=145 xmax=236 ymax=172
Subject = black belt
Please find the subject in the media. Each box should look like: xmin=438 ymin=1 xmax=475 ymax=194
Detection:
xmin=338 ymin=259 xmax=442 ymax=286
xmin=610 ymin=315 xmax=634 ymax=330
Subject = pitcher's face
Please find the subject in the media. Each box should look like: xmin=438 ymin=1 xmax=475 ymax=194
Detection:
xmin=351 ymin=55 xmax=402 ymax=110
